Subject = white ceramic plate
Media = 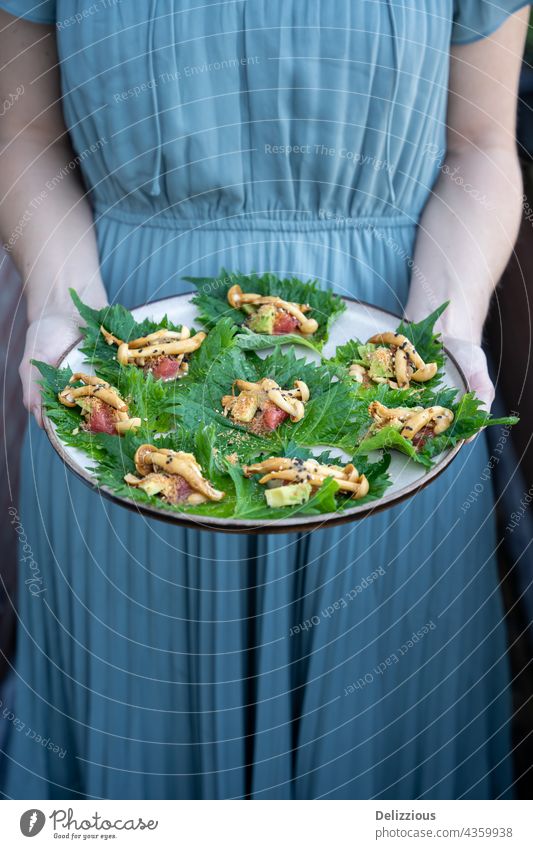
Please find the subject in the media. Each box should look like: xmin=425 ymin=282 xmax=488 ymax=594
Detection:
xmin=43 ymin=293 xmax=466 ymax=534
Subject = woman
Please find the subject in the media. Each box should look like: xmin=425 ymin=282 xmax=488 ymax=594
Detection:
xmin=0 ymin=1 xmax=528 ymax=799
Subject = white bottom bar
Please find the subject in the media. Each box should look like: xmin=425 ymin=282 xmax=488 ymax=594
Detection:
xmin=1 ymin=799 xmax=532 ymax=847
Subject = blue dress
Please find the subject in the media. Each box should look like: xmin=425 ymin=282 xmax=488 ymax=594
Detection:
xmin=1 ymin=0 xmax=527 ymax=799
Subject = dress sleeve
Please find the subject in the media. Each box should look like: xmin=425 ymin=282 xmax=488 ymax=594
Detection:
xmin=452 ymin=0 xmax=530 ymax=44
xmin=0 ymin=0 xmax=55 ymax=24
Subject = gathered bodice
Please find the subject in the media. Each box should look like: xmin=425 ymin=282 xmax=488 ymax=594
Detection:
xmin=55 ymin=0 xmax=455 ymax=225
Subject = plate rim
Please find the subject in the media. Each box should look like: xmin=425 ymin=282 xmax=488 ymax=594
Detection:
xmin=42 ymin=292 xmax=466 ymax=535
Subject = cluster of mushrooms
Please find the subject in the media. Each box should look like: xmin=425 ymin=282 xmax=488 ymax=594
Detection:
xmin=221 ymin=378 xmax=310 ymax=426
xmin=368 ymin=400 xmax=454 ymax=444
xmin=350 ymin=331 xmax=438 ymax=389
xmin=124 ymin=444 xmax=225 ymax=505
xmin=227 ymin=283 xmax=319 ymax=335
xmin=58 ymin=373 xmax=140 ymax=435
xmin=100 ymin=324 xmax=206 ymax=379
xmin=244 ymin=457 xmax=370 ymax=499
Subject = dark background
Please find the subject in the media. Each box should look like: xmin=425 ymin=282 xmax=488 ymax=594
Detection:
xmin=1 ymin=27 xmax=532 ymax=798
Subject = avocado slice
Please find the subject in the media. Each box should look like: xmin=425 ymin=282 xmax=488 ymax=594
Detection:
xmin=246 ymin=304 xmax=277 ymax=334
xmin=356 ymin=343 xmax=377 ymax=362
xmin=265 ymin=482 xmax=312 ymax=508
xmin=367 ymin=346 xmax=394 ymax=380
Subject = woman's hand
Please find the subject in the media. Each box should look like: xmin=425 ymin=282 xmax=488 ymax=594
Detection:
xmin=21 ymin=285 xmax=108 ymax=427
xmin=20 ymin=311 xmax=82 ymax=426
xmin=406 ymin=295 xmax=494 ymax=443
xmin=442 ymin=335 xmax=495 ymax=412
xmin=0 ymin=14 xmax=112 ymax=428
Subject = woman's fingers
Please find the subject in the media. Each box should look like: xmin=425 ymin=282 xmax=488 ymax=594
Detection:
xmin=444 ymin=336 xmax=495 ymax=443
xmin=20 ymin=312 xmax=85 ymax=428
xmin=19 ymin=356 xmax=43 ymax=427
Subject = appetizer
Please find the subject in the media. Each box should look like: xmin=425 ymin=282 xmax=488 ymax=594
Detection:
xmin=58 ymin=373 xmax=141 ymax=435
xmin=368 ymin=400 xmax=454 ymax=448
xmin=243 ymin=456 xmax=369 ymax=507
xmin=100 ymin=324 xmax=206 ymax=381
xmin=188 ymin=270 xmax=345 ymax=350
xmin=227 ymin=284 xmax=319 ymax=336
xmin=38 ymin=290 xmax=518 ymax=520
xmin=124 ymin=444 xmax=225 ymax=505
xmin=221 ymin=378 xmax=310 ymax=432
xmin=349 ymin=332 xmax=438 ymax=389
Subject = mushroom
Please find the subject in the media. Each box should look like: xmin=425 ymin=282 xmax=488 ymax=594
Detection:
xmin=368 ymin=400 xmax=454 ymax=442
xmin=221 ymin=378 xmax=311 ymax=425
xmin=348 ymin=363 xmax=368 ymax=384
xmin=226 ymin=284 xmax=318 ymax=335
xmin=114 ymin=416 xmax=142 ymax=434
xmin=366 ymin=331 xmax=438 ymax=386
xmin=58 ymin=373 xmax=140 ymax=434
xmin=129 ymin=444 xmax=225 ymax=503
xmin=99 ymin=323 xmax=204 ymax=373
xmin=59 ymin=372 xmax=128 ymax=412
xmin=394 ymin=348 xmax=411 ymax=388
xmin=134 ymin=443 xmax=159 ymax=476
xmin=294 ymin=380 xmax=310 ymax=402
xmin=400 ymin=406 xmax=454 ymax=439
xmin=243 ymin=456 xmax=369 ymax=499
xmin=116 ymin=332 xmax=206 ymax=365
xmin=227 ymin=283 xmax=245 ymax=308
xmin=127 ymin=327 xmax=191 ymax=348
xmin=100 ymin=326 xmax=123 ymax=347
xmin=411 ymin=362 xmax=438 ymax=382
xmin=368 ymin=400 xmax=419 ymax=427
xmin=266 ymin=380 xmax=308 ymax=422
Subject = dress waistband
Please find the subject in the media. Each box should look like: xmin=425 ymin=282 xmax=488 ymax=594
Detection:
xmin=92 ymin=202 xmax=418 ymax=232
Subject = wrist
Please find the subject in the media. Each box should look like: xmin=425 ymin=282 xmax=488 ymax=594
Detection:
xmin=405 ymin=290 xmax=487 ymax=348
xmin=26 ymin=275 xmax=108 ymax=324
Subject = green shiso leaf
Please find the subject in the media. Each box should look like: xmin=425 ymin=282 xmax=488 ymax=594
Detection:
xmin=170 ymin=331 xmax=360 ymax=456
xmin=356 ymin=427 xmax=432 ymax=467
xmin=329 ymin=339 xmax=372 ymax=369
xmin=397 ymin=302 xmax=449 ymax=369
xmin=92 ymin=427 xmax=237 ymax=519
xmin=91 ymin=426 xmax=390 ymax=519
xmin=186 ymin=269 xmax=346 ymax=350
xmin=354 ymin=386 xmax=519 ymax=467
xmin=115 ymin=366 xmax=176 ymax=434
xmin=329 ymin=302 xmax=449 ymax=389
xmin=228 ymin=474 xmax=341 ymax=520
xmin=223 ymin=450 xmax=392 ymax=519
xmin=33 ymin=355 xmax=174 ymax=453
xmin=33 ymin=360 xmax=111 ymax=461
xmin=352 ymin=452 xmax=393 ymax=505
xmin=415 ymin=393 xmax=519 ymax=462
xmin=182 ymin=318 xmax=240 ymax=382
xmin=69 ymin=288 xmax=187 ymax=379
xmin=235 ymin=326 xmax=321 ymax=355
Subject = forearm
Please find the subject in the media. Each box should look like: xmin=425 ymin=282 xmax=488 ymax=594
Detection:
xmin=406 ymin=145 xmax=523 ymax=342
xmin=0 ymin=135 xmax=106 ymax=321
